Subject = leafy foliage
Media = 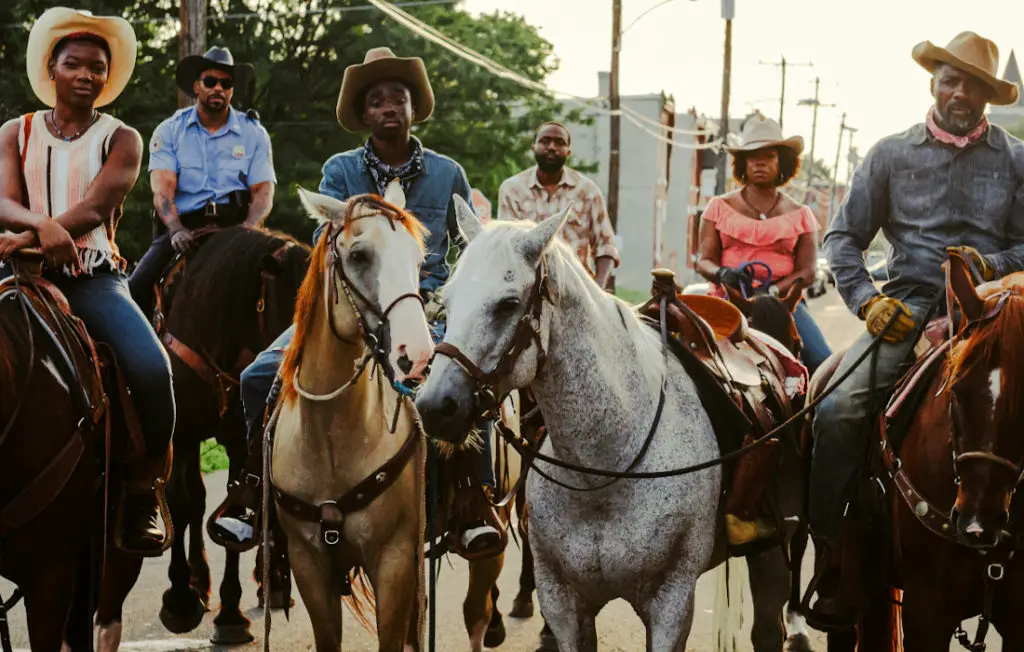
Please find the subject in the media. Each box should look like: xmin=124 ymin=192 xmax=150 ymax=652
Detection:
xmin=0 ymin=0 xmax=588 ymax=261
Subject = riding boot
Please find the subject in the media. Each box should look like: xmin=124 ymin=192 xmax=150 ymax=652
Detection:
xmin=451 ymin=450 xmax=506 ymax=560
xmin=724 ymin=436 xmax=781 ymax=549
xmin=208 ymin=412 xmax=267 ymax=552
xmin=117 ymin=451 xmax=170 ymax=557
xmin=806 ymin=534 xmax=857 ymax=631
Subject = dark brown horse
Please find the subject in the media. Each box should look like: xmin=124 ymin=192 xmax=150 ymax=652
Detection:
xmin=152 ymin=227 xmax=309 ymax=643
xmin=0 ymin=256 xmax=150 ymax=652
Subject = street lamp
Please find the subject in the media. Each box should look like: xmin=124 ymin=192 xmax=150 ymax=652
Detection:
xmin=620 ymin=0 xmax=698 ymax=37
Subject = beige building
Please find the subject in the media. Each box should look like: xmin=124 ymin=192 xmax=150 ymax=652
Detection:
xmin=989 ymin=50 xmax=1024 ymax=132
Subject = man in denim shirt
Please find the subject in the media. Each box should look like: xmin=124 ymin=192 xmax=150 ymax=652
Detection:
xmin=807 ymin=31 xmax=1024 ymax=627
xmin=211 ymin=47 xmax=503 ymax=556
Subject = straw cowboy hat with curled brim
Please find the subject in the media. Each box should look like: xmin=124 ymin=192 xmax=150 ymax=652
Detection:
xmin=727 ymin=113 xmax=804 ymax=156
xmin=912 ymin=31 xmax=1019 ymax=106
xmin=26 ymin=7 xmax=137 ymax=109
xmin=175 ymin=46 xmax=238 ymax=97
xmin=336 ymin=47 xmax=435 ymax=133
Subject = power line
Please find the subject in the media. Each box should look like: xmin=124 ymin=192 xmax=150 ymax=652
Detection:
xmin=0 ymin=0 xmax=457 ymax=29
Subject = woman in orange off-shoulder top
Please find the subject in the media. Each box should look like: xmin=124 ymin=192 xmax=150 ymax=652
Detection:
xmin=696 ymin=113 xmax=832 ymax=373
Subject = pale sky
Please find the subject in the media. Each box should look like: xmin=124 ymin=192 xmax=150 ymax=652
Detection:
xmin=460 ymin=0 xmax=1024 ymax=182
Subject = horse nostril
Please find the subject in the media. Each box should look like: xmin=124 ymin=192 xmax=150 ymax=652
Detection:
xmin=440 ymin=395 xmax=459 ymax=417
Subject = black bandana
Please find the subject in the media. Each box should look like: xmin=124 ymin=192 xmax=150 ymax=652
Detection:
xmin=363 ymin=136 xmax=424 ymax=198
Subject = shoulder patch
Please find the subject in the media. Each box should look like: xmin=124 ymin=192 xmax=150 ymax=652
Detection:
xmin=150 ymin=134 xmax=162 ymax=152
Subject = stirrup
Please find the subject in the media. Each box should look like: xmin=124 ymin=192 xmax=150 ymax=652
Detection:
xmin=113 ymin=480 xmax=174 ymax=558
xmin=207 ymin=476 xmax=263 ymax=553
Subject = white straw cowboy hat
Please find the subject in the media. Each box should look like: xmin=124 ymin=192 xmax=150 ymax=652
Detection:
xmin=336 ymin=47 xmax=435 ymax=133
xmin=727 ymin=113 xmax=805 ymax=156
xmin=26 ymin=7 xmax=137 ymax=108
xmin=912 ymin=31 xmax=1019 ymax=106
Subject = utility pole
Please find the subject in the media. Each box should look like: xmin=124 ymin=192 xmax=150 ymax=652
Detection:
xmin=828 ymin=113 xmax=857 ymax=226
xmin=715 ymin=0 xmax=734 ymax=195
xmin=759 ymin=57 xmax=812 ymax=129
xmin=607 ymin=0 xmax=622 ymax=291
xmin=798 ymin=77 xmax=835 ymax=203
xmin=178 ymin=0 xmax=207 ymax=108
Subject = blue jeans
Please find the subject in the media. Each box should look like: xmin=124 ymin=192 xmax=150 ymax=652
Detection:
xmin=793 ymin=300 xmax=832 ymax=376
xmin=3 ymin=268 xmax=176 ymax=458
xmin=808 ymin=297 xmax=932 ymax=538
xmin=241 ymin=321 xmax=496 ymax=486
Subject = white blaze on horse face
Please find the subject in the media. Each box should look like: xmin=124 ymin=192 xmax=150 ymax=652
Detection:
xmin=372 ymin=215 xmax=433 ymax=381
xmin=989 ymin=368 xmax=1002 ymax=406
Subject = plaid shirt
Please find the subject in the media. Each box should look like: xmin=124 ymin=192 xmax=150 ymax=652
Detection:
xmin=363 ymin=136 xmax=425 ymax=197
xmin=497 ymin=165 xmax=620 ymax=273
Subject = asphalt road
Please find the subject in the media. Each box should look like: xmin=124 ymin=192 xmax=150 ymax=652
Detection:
xmin=2 ymin=288 xmax=1001 ymax=651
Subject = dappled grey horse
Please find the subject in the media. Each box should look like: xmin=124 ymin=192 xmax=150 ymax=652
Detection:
xmin=416 ymin=198 xmax=743 ymax=651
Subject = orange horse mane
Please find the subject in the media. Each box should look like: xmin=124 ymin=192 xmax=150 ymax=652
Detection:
xmin=279 ymin=193 xmax=428 ymax=402
xmin=946 ymin=292 xmax=1024 ymax=418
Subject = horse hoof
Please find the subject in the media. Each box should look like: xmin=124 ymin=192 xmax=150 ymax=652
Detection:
xmin=785 ymin=634 xmax=814 ymax=652
xmin=509 ymin=595 xmax=534 ymax=619
xmin=484 ymin=615 xmax=506 ymax=648
xmin=158 ymin=589 xmax=207 ymax=634
xmin=211 ymin=623 xmax=255 ymax=646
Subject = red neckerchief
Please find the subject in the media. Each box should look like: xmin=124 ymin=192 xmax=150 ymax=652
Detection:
xmin=926 ymin=108 xmax=988 ymax=148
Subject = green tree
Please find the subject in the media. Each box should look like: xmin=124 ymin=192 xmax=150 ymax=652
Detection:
xmin=0 ymin=0 xmax=588 ymax=260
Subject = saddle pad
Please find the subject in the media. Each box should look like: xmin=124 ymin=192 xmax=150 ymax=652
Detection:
xmin=882 ymin=341 xmax=949 ymax=455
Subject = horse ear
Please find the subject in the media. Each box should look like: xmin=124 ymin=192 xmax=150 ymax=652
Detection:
xmin=781 ymin=285 xmax=803 ymax=313
xmin=520 ymin=204 xmax=572 ymax=263
xmin=384 ymin=178 xmax=406 ymax=209
xmin=724 ymin=283 xmax=752 ymax=316
xmin=946 ymin=250 xmax=985 ymax=321
xmin=453 ymin=194 xmax=482 ymax=243
xmin=297 ymin=186 xmax=347 ymax=226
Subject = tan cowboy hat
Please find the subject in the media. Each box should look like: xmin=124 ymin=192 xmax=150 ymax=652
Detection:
xmin=727 ymin=113 xmax=804 ymax=156
xmin=912 ymin=31 xmax=1018 ymax=106
xmin=336 ymin=47 xmax=435 ymax=133
xmin=26 ymin=7 xmax=137 ymax=108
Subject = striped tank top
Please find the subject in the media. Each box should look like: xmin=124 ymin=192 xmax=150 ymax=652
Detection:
xmin=18 ymin=111 xmax=126 ymax=275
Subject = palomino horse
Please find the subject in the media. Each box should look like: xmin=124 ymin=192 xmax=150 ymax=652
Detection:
xmin=0 ymin=255 xmax=155 ymax=651
xmin=806 ymin=252 xmax=1024 ymax=651
xmin=152 ymin=227 xmax=309 ymax=643
xmin=417 ymin=200 xmax=733 ymax=651
xmin=270 ymin=182 xmax=433 ymax=651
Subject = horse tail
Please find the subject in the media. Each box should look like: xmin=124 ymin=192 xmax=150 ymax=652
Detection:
xmin=857 ymin=585 xmax=903 ymax=652
xmin=342 ymin=568 xmax=378 ymax=635
xmin=712 ymin=558 xmax=747 ymax=652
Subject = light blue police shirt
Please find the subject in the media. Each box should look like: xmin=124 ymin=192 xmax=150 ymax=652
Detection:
xmin=148 ymin=106 xmax=276 ymax=215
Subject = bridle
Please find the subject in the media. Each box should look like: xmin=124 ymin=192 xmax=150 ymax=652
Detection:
xmin=433 ymin=257 xmax=551 ymax=417
xmin=293 ymin=201 xmax=425 ymax=402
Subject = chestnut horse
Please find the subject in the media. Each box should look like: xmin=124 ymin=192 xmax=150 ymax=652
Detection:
xmin=152 ymin=226 xmax=309 ymax=643
xmin=808 ymin=253 xmax=1024 ymax=651
xmin=0 ymin=256 xmax=150 ymax=652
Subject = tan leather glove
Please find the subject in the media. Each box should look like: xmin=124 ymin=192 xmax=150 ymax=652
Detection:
xmin=946 ymin=246 xmax=994 ymax=281
xmin=860 ymin=295 xmax=916 ymax=343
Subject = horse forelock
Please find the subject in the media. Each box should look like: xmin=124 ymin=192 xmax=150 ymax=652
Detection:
xmin=343 ymin=194 xmax=428 ymax=251
xmin=947 ymin=293 xmax=1024 ymax=420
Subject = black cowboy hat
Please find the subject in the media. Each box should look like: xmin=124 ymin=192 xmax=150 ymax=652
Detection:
xmin=175 ymin=46 xmax=238 ymax=97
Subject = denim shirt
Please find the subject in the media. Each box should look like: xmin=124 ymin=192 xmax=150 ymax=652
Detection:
xmin=824 ymin=122 xmax=1024 ymax=315
xmin=315 ymin=144 xmax=472 ymax=294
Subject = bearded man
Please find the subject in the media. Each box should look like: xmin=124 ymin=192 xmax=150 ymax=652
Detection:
xmin=498 ymin=121 xmax=620 ymax=288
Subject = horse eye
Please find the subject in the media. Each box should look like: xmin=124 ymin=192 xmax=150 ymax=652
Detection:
xmin=349 ymin=248 xmax=371 ymax=265
xmin=495 ymin=297 xmax=521 ymax=314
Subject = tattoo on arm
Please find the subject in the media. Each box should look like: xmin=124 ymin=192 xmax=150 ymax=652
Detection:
xmin=245 ymin=182 xmax=274 ymax=227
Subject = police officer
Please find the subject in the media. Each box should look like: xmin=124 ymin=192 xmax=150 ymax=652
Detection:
xmin=128 ymin=46 xmax=276 ymax=315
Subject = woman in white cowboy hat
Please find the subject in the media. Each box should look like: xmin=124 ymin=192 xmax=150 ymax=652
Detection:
xmin=696 ymin=112 xmax=832 ymax=371
xmin=0 ymin=7 xmax=175 ymax=556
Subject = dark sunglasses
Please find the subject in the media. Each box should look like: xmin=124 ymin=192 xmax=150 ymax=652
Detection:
xmin=200 ymin=76 xmax=234 ymax=90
